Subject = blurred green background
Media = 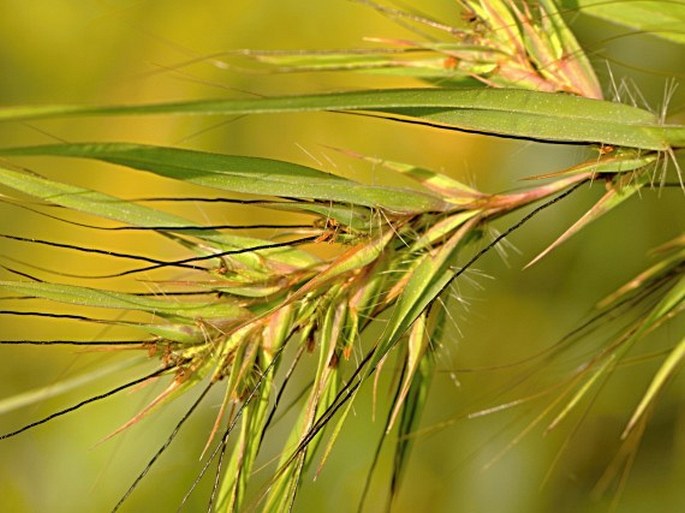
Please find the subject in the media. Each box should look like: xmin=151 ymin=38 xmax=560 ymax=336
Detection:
xmin=0 ymin=1 xmax=683 ymax=512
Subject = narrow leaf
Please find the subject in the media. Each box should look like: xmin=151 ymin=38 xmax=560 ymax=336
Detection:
xmin=330 ymin=148 xmax=483 ymax=203
xmin=1 ymin=88 xmax=681 ymax=150
xmin=525 ymin=176 xmax=647 ymax=268
xmin=0 ymin=165 xmax=199 ymax=230
xmin=563 ymin=0 xmax=685 ymax=45
xmin=0 ymin=164 xmax=319 ymax=270
xmin=386 ymin=312 xmax=429 ymax=431
xmin=0 ymin=144 xmax=445 ymax=213
xmin=392 ymin=344 xmax=434 ymax=500
xmin=0 ymin=281 xmax=248 ymax=321
xmin=623 ymin=335 xmax=685 ymax=438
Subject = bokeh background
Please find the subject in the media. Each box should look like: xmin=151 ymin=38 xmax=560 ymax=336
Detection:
xmin=0 ymin=1 xmax=683 ymax=512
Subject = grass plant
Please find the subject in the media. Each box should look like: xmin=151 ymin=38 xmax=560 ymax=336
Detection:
xmin=0 ymin=1 xmax=683 ymax=512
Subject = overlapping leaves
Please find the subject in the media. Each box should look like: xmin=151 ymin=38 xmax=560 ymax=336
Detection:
xmin=0 ymin=1 xmax=683 ymax=512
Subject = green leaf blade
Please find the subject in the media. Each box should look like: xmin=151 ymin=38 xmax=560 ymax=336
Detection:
xmin=0 ymin=143 xmax=445 ymax=213
xmin=563 ymin=0 xmax=685 ymax=45
xmin=0 ymin=281 xmax=248 ymax=321
xmin=1 ymin=89 xmax=679 ymax=150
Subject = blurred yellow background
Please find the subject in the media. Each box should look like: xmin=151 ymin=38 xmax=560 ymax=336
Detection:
xmin=0 ymin=1 xmax=683 ymax=512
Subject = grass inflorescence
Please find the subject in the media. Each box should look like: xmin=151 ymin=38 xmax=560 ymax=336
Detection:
xmin=0 ymin=1 xmax=683 ymax=512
